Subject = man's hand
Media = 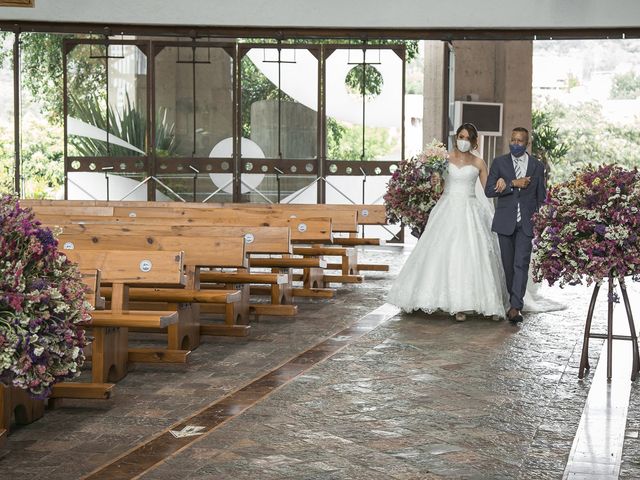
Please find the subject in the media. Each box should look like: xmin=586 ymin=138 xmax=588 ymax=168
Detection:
xmin=512 ymin=177 xmax=531 ymax=189
xmin=495 ymin=178 xmax=507 ymax=193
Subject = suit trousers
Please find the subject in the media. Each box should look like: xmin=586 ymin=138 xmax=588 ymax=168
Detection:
xmin=498 ymin=222 xmax=533 ymax=311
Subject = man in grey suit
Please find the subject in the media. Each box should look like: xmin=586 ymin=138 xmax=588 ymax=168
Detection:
xmin=485 ymin=127 xmax=546 ymax=324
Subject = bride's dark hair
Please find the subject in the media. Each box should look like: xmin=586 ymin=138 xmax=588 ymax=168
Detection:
xmin=456 ymin=123 xmax=479 ymax=150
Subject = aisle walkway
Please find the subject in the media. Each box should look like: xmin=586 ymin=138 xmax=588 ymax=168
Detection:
xmin=1 ymin=246 xmax=639 ymax=479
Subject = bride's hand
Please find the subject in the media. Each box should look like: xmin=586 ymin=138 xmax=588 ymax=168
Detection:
xmin=495 ymin=178 xmax=507 ymax=193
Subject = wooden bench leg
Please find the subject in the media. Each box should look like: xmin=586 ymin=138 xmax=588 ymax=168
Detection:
xmin=342 ymin=248 xmax=359 ymax=275
xmin=271 ymin=269 xmax=293 ymax=305
xmin=0 ymin=384 xmax=46 ymax=434
xmin=199 ymin=285 xmax=251 ymax=337
xmin=167 ymin=303 xmax=201 ymax=351
xmin=0 ymin=384 xmax=10 ymax=433
xmin=91 ymin=326 xmax=129 ymax=383
xmin=216 ymin=283 xmax=250 ymax=325
xmin=303 ymin=267 xmax=325 ymax=289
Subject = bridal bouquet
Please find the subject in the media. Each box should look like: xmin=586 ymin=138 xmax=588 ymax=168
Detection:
xmin=384 ymin=139 xmax=449 ymax=235
xmin=0 ymin=195 xmax=91 ymax=398
xmin=532 ymin=164 xmax=640 ymax=287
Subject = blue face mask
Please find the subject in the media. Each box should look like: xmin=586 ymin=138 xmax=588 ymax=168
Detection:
xmin=509 ymin=143 xmax=527 ymax=157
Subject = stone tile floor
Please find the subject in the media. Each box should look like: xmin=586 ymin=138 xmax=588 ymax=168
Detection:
xmin=1 ymin=245 xmax=639 ymax=479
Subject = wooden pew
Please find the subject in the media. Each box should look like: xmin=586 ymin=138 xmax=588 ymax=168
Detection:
xmin=109 ymin=201 xmax=387 ymax=273
xmin=64 ymin=250 xmax=185 ymax=383
xmin=102 ymin=202 xmax=381 ymax=276
xmin=30 ymin=209 xmax=333 ymax=244
xmin=0 ymin=384 xmax=45 ymax=438
xmin=60 ymin=234 xmax=248 ymax=340
xmin=45 ymin=211 xmax=359 ymax=284
xmin=40 ymin=217 xmax=336 ymax=299
xmin=26 ymin=198 xmax=389 ymax=276
xmin=49 ymin=269 xmax=115 ymax=402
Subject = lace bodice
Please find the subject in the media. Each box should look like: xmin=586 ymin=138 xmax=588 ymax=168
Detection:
xmin=442 ymin=163 xmax=479 ymax=197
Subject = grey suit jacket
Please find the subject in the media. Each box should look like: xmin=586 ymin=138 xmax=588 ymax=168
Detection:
xmin=485 ymin=152 xmax=547 ymax=237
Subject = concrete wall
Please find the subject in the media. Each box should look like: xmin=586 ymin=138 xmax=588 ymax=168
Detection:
xmin=453 ymin=40 xmax=533 ymax=155
xmin=422 ymin=41 xmax=447 ymax=146
xmin=423 ymin=40 xmax=533 ymax=160
xmin=250 ymin=100 xmax=317 ymax=159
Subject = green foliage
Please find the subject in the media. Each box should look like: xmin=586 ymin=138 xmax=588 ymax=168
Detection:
xmin=344 ymin=64 xmax=383 ymax=97
xmin=326 ymin=117 xmax=346 ymax=160
xmin=0 ymin=120 xmax=64 ymax=198
xmin=240 ymin=58 xmax=295 ymax=138
xmin=0 ymin=33 xmax=106 ymax=125
xmin=610 ymin=70 xmax=640 ymax=99
xmin=566 ymin=73 xmax=580 ymax=92
xmin=533 ymin=98 xmax=640 ymax=184
xmin=326 ymin=121 xmax=392 ymax=161
xmin=531 ymin=108 xmax=570 ymax=182
xmin=0 ymin=127 xmax=14 ymax=194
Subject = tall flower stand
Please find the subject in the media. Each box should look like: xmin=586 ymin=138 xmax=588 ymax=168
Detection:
xmin=578 ymin=276 xmax=640 ymax=381
xmin=0 ymin=384 xmax=45 ymax=440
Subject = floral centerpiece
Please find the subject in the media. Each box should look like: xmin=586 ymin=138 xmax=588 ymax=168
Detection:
xmin=0 ymin=195 xmax=91 ymax=398
xmin=531 ymin=164 xmax=640 ymax=287
xmin=384 ymin=139 xmax=449 ymax=235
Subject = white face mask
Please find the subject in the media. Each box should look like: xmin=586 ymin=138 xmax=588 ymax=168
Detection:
xmin=456 ymin=139 xmax=471 ymax=153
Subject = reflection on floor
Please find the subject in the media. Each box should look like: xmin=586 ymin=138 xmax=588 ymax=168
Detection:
xmin=0 ymin=246 xmax=639 ymax=479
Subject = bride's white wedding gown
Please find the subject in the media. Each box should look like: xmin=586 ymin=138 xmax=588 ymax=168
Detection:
xmin=388 ymin=163 xmax=509 ymax=317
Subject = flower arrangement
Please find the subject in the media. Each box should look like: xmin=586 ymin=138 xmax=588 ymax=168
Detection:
xmin=0 ymin=195 xmax=91 ymax=398
xmin=532 ymin=164 xmax=640 ymax=287
xmin=384 ymin=139 xmax=449 ymax=234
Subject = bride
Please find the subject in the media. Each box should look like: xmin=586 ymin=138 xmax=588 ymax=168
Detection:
xmin=387 ymin=123 xmax=508 ymax=321
xmin=387 ymin=122 xmax=564 ymax=321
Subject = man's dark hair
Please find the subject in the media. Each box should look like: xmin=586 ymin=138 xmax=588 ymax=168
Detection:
xmin=512 ymin=127 xmax=529 ymax=143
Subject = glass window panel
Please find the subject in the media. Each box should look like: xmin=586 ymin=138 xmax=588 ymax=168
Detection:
xmin=242 ymin=48 xmax=318 ymax=160
xmin=107 ymin=44 xmax=148 ymax=156
xmin=325 ymin=48 xmax=403 ymax=162
xmin=67 ymin=172 xmax=148 ymax=200
xmin=0 ymin=32 xmax=15 ymax=193
xmin=154 ymin=45 xmax=233 ymax=158
xmin=66 ymin=43 xmax=107 ymax=157
xmin=17 ymin=33 xmax=65 ymax=198
xmin=240 ymin=172 xmax=317 ymax=204
xmin=66 ymin=42 xmax=148 ymax=159
xmin=325 ymin=173 xmax=397 ymax=241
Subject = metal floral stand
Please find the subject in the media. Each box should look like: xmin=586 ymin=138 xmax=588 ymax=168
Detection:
xmin=578 ymin=275 xmax=640 ymax=381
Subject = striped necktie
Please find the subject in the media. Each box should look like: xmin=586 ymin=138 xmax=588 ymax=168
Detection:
xmin=514 ymin=157 xmax=523 ymax=222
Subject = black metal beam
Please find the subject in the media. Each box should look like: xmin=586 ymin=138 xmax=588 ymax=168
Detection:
xmin=1 ymin=21 xmax=640 ymax=41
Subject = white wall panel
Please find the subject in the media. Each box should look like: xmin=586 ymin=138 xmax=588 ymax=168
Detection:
xmin=0 ymin=0 xmax=638 ymax=30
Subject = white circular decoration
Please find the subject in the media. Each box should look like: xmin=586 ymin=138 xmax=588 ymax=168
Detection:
xmin=209 ymin=137 xmax=266 ymax=194
xmin=244 ymin=233 xmax=255 ymax=244
xmin=361 ymin=209 xmax=369 ymax=217
xmin=139 ymin=260 xmax=153 ymax=272
xmin=63 ymin=242 xmax=74 ymax=250
xmin=129 ymin=212 xmax=137 ymax=217
xmin=297 ymin=223 xmax=308 ymax=233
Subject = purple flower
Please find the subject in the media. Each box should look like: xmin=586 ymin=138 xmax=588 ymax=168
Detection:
xmin=0 ymin=195 xmax=90 ymax=399
xmin=532 ymin=165 xmax=640 ymax=288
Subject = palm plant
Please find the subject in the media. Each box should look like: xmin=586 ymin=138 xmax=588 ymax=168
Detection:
xmin=69 ymin=92 xmax=177 ymax=157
